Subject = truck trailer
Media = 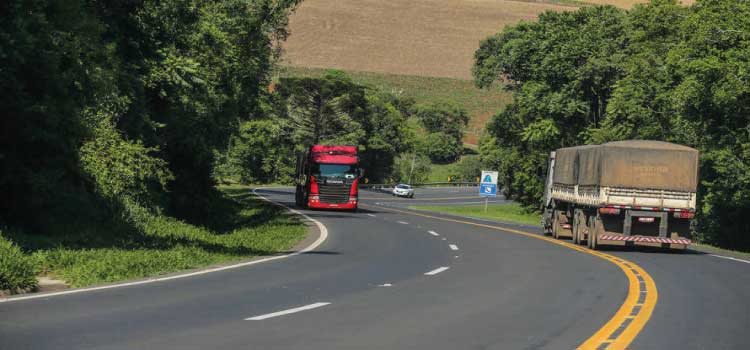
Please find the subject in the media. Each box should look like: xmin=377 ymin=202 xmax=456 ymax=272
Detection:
xmin=542 ymin=140 xmax=699 ymax=250
xmin=295 ymin=145 xmax=362 ymax=211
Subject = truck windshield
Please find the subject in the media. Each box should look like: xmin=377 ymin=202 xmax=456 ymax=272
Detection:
xmin=313 ymin=164 xmax=357 ymax=178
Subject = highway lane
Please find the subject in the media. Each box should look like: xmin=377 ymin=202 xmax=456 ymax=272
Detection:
xmin=0 ymin=187 xmax=747 ymax=349
xmin=362 ymin=187 xmax=750 ymax=350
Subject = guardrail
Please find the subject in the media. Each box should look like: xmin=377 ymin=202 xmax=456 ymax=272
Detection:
xmin=359 ymin=182 xmax=479 ymax=193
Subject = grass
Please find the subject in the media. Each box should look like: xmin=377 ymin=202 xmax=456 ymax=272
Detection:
xmin=409 ymin=203 xmax=540 ymax=226
xmin=277 ymin=66 xmax=512 ymax=145
xmin=692 ymin=243 xmax=750 ymax=259
xmin=427 ymin=163 xmax=457 ymax=183
xmin=0 ymin=233 xmax=37 ymax=293
xmin=3 ymin=185 xmax=306 ymax=289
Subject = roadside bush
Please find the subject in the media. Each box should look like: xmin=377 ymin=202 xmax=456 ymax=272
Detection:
xmin=0 ymin=232 xmax=37 ymax=292
xmin=392 ymin=153 xmax=432 ymax=183
xmin=417 ymin=132 xmax=462 ymax=163
xmin=453 ymin=155 xmax=482 ymax=182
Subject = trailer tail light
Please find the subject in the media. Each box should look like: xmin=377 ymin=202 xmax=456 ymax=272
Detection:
xmin=637 ymin=217 xmax=655 ymax=223
xmin=674 ymin=212 xmax=695 ymax=219
xmin=599 ymin=207 xmax=621 ymax=215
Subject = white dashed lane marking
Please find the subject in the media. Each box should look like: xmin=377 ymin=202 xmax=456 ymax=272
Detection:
xmin=245 ymin=302 xmax=331 ymax=321
xmin=424 ymin=267 xmax=450 ymax=276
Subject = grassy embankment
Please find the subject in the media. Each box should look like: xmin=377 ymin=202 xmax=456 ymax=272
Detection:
xmin=1 ymin=186 xmax=306 ymax=292
xmin=409 ymin=203 xmax=539 ymax=226
xmin=278 ymin=66 xmax=512 ymax=145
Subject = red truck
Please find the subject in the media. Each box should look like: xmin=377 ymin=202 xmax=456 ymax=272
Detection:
xmin=295 ymin=145 xmax=362 ymax=211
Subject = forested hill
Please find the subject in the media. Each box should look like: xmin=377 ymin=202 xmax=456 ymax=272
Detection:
xmin=474 ymin=0 xmax=750 ymax=250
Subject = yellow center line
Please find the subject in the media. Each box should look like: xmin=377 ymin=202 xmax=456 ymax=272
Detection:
xmin=363 ymin=204 xmax=657 ymax=350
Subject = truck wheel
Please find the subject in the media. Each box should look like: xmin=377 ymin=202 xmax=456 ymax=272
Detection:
xmin=552 ymin=212 xmax=560 ymax=239
xmin=589 ymin=215 xmax=601 ymax=250
xmin=573 ymin=210 xmax=588 ymax=245
xmin=586 ymin=217 xmax=596 ymax=249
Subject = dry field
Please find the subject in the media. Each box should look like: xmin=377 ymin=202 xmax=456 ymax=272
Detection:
xmin=281 ymin=0 xmax=572 ymax=80
xmin=584 ymin=0 xmax=694 ymax=6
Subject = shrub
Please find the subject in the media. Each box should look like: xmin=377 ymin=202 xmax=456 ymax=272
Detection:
xmin=417 ymin=132 xmax=462 ymax=163
xmin=0 ymin=232 xmax=37 ymax=292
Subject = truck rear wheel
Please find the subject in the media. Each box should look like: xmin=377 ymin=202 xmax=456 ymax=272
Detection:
xmin=588 ymin=215 xmax=602 ymax=250
xmin=574 ymin=210 xmax=590 ymax=245
xmin=552 ymin=211 xmax=560 ymax=239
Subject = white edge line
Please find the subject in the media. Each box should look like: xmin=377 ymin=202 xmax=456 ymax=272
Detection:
xmin=245 ymin=302 xmax=331 ymax=321
xmin=397 ymin=221 xmax=409 ymax=225
xmin=709 ymin=254 xmax=750 ymax=264
xmin=428 ymin=230 xmax=439 ymax=236
xmin=449 ymin=244 xmax=459 ymax=251
xmin=424 ymin=266 xmax=450 ymax=276
xmin=367 ymin=214 xmax=376 ymax=217
xmin=0 ymin=187 xmax=328 ymax=303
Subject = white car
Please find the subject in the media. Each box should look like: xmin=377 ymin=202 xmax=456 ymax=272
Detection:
xmin=392 ymin=184 xmax=414 ymax=198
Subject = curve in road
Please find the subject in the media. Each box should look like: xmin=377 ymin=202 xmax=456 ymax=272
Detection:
xmin=367 ymin=204 xmax=657 ymax=350
xmin=0 ymin=187 xmax=747 ymax=350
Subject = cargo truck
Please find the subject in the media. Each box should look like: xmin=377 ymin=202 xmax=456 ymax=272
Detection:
xmin=295 ymin=145 xmax=362 ymax=211
xmin=542 ymin=140 xmax=699 ymax=250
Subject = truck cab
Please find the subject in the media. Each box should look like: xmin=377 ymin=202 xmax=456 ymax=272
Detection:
xmin=295 ymin=145 xmax=362 ymax=211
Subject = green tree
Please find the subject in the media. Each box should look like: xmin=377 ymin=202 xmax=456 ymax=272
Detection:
xmin=454 ymin=155 xmax=482 ymax=182
xmin=412 ymin=102 xmax=469 ymax=141
xmin=474 ymin=0 xmax=750 ymax=250
xmin=392 ymin=153 xmax=431 ymax=184
xmin=271 ymin=71 xmax=410 ymax=182
xmin=473 ymin=5 xmax=627 ymax=209
xmin=0 ymin=0 xmax=301 ymax=230
xmin=417 ymin=132 xmax=462 ymax=163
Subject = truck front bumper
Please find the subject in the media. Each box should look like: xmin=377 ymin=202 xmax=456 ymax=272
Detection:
xmin=307 ymin=201 xmax=357 ymax=210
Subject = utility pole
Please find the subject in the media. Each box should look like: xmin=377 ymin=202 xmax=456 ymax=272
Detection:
xmin=408 ymin=153 xmax=416 ymax=184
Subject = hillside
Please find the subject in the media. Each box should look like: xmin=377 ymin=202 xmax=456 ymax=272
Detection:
xmin=277 ymin=66 xmax=512 ymax=144
xmin=281 ymin=0 xmax=573 ymax=80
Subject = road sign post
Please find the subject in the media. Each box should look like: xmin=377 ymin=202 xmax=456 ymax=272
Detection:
xmin=479 ymin=170 xmax=498 ymax=213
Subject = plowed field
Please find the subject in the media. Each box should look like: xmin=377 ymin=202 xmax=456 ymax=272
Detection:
xmin=281 ymin=0 xmax=572 ymax=80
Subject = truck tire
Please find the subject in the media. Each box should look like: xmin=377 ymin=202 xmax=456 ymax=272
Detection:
xmin=574 ymin=210 xmax=590 ymax=245
xmin=552 ymin=211 xmax=560 ymax=239
xmin=572 ymin=210 xmax=581 ymax=245
xmin=588 ymin=215 xmax=602 ymax=250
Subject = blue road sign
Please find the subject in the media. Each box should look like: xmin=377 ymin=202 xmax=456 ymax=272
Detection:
xmin=480 ymin=170 xmax=498 ymax=197
xmin=479 ymin=183 xmax=497 ymax=197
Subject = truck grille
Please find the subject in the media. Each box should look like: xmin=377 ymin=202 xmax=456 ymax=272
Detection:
xmin=318 ymin=184 xmax=350 ymax=204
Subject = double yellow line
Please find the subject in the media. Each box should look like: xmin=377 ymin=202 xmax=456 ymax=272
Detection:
xmin=366 ymin=204 xmax=657 ymax=350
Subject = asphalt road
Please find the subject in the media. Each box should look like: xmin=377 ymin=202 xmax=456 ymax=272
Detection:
xmin=1 ymin=187 xmax=748 ymax=350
